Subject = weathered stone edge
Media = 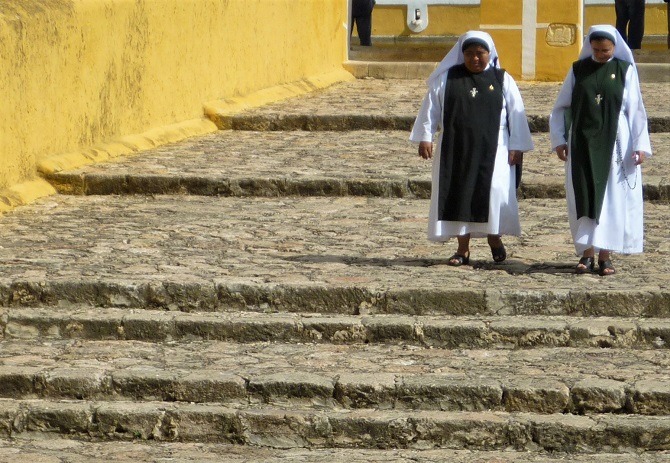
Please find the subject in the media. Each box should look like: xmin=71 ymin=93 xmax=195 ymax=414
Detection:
xmin=1 ymin=400 xmax=669 ymax=451
xmin=2 ymin=309 xmax=669 ymax=350
xmin=2 ymin=282 xmax=669 ymax=317
xmin=223 ymin=114 xmax=670 ymax=133
xmin=42 ymin=173 xmax=670 ymax=203
xmin=0 ymin=362 xmax=668 ymax=415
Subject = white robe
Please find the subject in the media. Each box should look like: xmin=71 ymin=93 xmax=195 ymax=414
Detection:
xmin=549 ymin=63 xmax=652 ymax=255
xmin=410 ymin=69 xmax=534 ymax=241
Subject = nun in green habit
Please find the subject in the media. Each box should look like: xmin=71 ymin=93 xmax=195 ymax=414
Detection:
xmin=550 ymin=25 xmax=652 ymax=276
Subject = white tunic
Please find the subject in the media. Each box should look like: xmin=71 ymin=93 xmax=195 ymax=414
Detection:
xmin=549 ymin=64 xmax=652 ymax=255
xmin=410 ymin=69 xmax=534 ymax=241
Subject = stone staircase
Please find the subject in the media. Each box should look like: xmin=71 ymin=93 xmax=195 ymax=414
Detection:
xmin=1 ymin=79 xmax=670 ymax=461
xmin=348 ymin=36 xmax=670 ymax=82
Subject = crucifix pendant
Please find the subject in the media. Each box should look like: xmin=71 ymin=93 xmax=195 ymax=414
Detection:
xmin=470 ymin=87 xmax=478 ymax=98
xmin=595 ymin=94 xmax=602 ymax=105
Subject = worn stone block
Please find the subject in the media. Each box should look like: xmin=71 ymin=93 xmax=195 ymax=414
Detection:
xmin=95 ymin=402 xmax=166 ymax=440
xmin=111 ymin=368 xmax=180 ymax=401
xmin=174 ymin=371 xmax=246 ymax=404
xmin=421 ymin=319 xmax=487 ymax=348
xmin=572 ymin=379 xmax=627 ymax=413
xmin=240 ymin=409 xmax=332 ymax=448
xmin=363 ymin=316 xmax=416 ymax=343
xmin=489 ymin=318 xmax=569 ymax=347
xmin=248 ymin=372 xmax=334 ymax=405
xmin=37 ymin=368 xmax=107 ymax=399
xmin=503 ymin=379 xmax=570 ymax=413
xmin=334 ymin=373 xmax=396 ymax=409
xmin=26 ymin=402 xmax=92 ymax=435
xmin=630 ymin=380 xmax=670 ymax=415
xmin=397 ymin=375 xmax=502 ymax=411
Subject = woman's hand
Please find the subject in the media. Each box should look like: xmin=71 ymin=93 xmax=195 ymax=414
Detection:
xmin=555 ymin=144 xmax=568 ymax=162
xmin=508 ymin=150 xmax=523 ymax=166
xmin=419 ymin=141 xmax=433 ymax=160
xmin=633 ymin=150 xmax=645 ymax=165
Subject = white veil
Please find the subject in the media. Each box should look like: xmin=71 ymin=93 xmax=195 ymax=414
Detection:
xmin=426 ymin=31 xmax=500 ymax=87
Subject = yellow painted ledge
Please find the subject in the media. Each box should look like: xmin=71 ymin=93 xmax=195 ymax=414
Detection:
xmin=0 ymin=179 xmax=57 ymax=214
xmin=204 ymin=69 xmax=355 ymax=129
xmin=38 ymin=118 xmax=219 ymax=176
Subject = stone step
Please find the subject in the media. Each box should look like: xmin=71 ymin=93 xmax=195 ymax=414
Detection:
xmin=224 ymin=111 xmax=670 ymax=133
xmin=3 ymin=440 xmax=670 ymax=463
xmin=349 ymin=39 xmax=670 ymax=64
xmin=1 ymin=399 xmax=669 ymax=451
xmin=2 ymin=280 xmax=669 ymax=317
xmin=44 ymin=131 xmax=670 ymax=201
xmin=1 ymin=339 xmax=669 ymax=414
xmin=3 ymin=308 xmax=670 ymax=349
xmin=0 ymin=196 xmax=668 ymax=314
xmin=3 ymin=442 xmax=669 ymax=463
xmin=207 ymin=79 xmax=670 ymax=132
xmin=345 ymin=60 xmax=670 ymax=83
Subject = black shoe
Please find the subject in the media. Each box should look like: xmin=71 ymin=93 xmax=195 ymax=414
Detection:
xmin=598 ymin=259 xmax=616 ymax=276
xmin=575 ymin=256 xmax=595 ymax=274
xmin=448 ymin=252 xmax=470 ymax=267
xmin=490 ymin=245 xmax=506 ymax=263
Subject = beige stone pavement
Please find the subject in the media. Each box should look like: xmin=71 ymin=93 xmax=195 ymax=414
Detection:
xmin=1 ymin=78 xmax=670 ymax=461
xmin=1 ymin=438 xmax=669 ymax=463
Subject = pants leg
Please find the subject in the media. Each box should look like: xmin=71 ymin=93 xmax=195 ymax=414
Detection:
xmin=354 ymin=13 xmax=372 ymax=46
xmin=626 ymin=0 xmax=645 ymax=49
xmin=615 ymin=0 xmax=631 ymax=45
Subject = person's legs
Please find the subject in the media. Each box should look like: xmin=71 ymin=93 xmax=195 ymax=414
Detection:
xmin=627 ymin=0 xmax=645 ymax=49
xmin=355 ymin=12 xmax=372 ymax=46
xmin=615 ymin=0 xmax=631 ymax=45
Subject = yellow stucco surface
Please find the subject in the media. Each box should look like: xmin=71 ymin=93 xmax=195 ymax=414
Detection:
xmin=480 ymin=0 xmax=523 ymax=26
xmin=0 ymin=0 xmax=350 ymax=205
xmin=370 ymin=5 xmax=479 ymax=36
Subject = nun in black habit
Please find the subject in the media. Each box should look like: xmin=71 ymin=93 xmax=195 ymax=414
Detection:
xmin=410 ymin=31 xmax=533 ymax=266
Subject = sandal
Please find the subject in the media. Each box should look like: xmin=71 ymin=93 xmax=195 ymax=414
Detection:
xmin=448 ymin=252 xmax=470 ymax=267
xmin=575 ymin=256 xmax=595 ymax=274
xmin=490 ymin=245 xmax=506 ymax=263
xmin=598 ymin=259 xmax=616 ymax=276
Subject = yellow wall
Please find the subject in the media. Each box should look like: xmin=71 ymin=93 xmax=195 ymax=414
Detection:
xmin=480 ymin=0 xmax=582 ymax=81
xmin=370 ymin=2 xmax=667 ymax=39
xmin=0 ymin=0 xmax=349 ymax=193
xmin=370 ymin=5 xmax=480 ymax=36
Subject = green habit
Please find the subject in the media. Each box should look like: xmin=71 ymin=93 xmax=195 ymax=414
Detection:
xmin=568 ymin=57 xmax=630 ymax=222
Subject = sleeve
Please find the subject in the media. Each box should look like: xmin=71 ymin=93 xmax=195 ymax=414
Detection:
xmin=409 ymin=75 xmax=445 ymax=143
xmin=623 ymin=66 xmax=652 ymax=157
xmin=549 ymin=68 xmax=575 ymax=150
xmin=503 ymin=73 xmax=534 ymax=152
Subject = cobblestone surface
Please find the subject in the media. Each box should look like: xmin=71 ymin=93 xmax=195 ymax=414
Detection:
xmin=0 ymin=196 xmax=667 ymax=297
xmin=1 ymin=338 xmax=669 ymax=384
xmin=235 ymin=80 xmax=670 ymax=120
xmin=4 ymin=77 xmax=670 ymax=458
xmin=49 ymin=131 xmax=670 ymax=199
xmin=0 ymin=438 xmax=669 ymax=463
